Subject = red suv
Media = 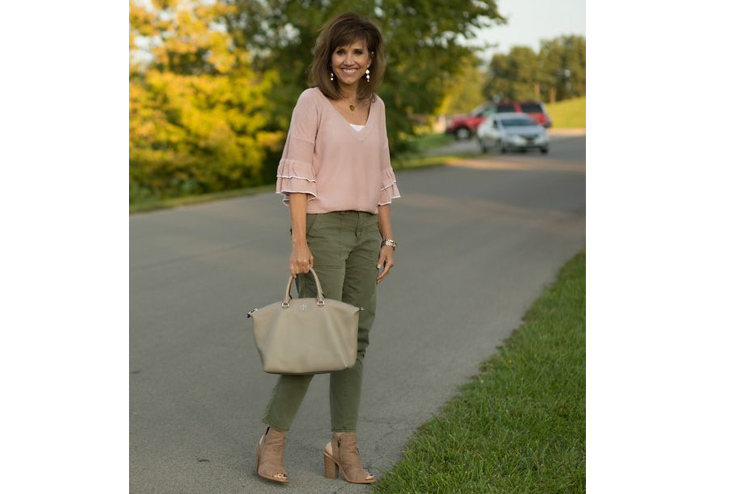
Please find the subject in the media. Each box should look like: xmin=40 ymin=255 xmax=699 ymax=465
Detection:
xmin=446 ymin=101 xmax=551 ymax=140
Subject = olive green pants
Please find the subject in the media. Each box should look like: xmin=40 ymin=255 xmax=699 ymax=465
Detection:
xmin=263 ymin=211 xmax=381 ymax=432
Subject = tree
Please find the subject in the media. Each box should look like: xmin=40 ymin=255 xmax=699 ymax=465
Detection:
xmin=538 ymin=38 xmax=563 ymax=103
xmin=539 ymin=35 xmax=586 ymax=102
xmin=560 ymin=35 xmax=586 ymax=98
xmin=484 ymin=46 xmax=541 ymax=101
xmin=483 ymin=53 xmax=511 ymax=102
xmin=129 ymin=0 xmax=280 ymax=202
xmin=440 ymin=55 xmax=487 ymax=115
xmin=509 ymin=46 xmax=541 ymax=100
xmin=483 ymin=35 xmax=586 ymax=104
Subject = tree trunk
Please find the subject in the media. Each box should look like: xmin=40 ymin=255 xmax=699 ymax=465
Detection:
xmin=549 ymin=86 xmax=556 ymax=104
xmin=533 ymin=82 xmax=540 ymax=101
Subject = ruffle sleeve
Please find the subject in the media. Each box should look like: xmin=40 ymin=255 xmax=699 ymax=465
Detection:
xmin=377 ymin=102 xmax=400 ymax=207
xmin=275 ymin=89 xmax=320 ymax=205
xmin=378 ymin=167 xmax=401 ymax=206
xmin=276 ymin=158 xmax=317 ymax=204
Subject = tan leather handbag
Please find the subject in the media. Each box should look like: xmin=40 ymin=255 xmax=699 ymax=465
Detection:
xmin=247 ymin=269 xmax=361 ymax=375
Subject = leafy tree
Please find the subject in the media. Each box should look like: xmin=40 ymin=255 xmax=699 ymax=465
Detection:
xmin=482 ymin=53 xmax=510 ymax=102
xmin=557 ymin=35 xmax=586 ymax=99
xmin=484 ymin=46 xmax=541 ymax=101
xmin=538 ymin=38 xmax=564 ymax=103
xmin=129 ymin=0 xmax=280 ymax=202
xmin=509 ymin=46 xmax=541 ymax=100
xmin=483 ymin=35 xmax=586 ymax=104
xmin=440 ymin=54 xmax=487 ymax=115
xmin=538 ymin=35 xmax=586 ymax=103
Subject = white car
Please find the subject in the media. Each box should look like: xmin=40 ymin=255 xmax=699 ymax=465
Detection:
xmin=476 ymin=113 xmax=550 ymax=154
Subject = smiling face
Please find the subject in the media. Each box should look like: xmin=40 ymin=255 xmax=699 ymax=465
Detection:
xmin=330 ymin=40 xmax=372 ymax=94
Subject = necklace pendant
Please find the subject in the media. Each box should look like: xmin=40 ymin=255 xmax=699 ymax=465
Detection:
xmin=349 ymin=104 xmax=355 ymax=112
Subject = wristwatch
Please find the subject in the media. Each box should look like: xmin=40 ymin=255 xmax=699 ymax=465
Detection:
xmin=381 ymin=238 xmax=397 ymax=250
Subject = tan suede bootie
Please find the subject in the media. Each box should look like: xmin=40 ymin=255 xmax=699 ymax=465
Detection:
xmin=323 ymin=432 xmax=375 ymax=484
xmin=255 ymin=427 xmax=288 ymax=483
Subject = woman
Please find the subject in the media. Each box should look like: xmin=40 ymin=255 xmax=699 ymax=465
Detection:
xmin=254 ymin=12 xmax=400 ymax=485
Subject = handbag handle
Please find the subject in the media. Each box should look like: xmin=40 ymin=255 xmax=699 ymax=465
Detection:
xmin=282 ymin=268 xmax=326 ymax=308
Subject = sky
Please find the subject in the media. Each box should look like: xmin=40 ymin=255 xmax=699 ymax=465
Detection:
xmin=469 ymin=0 xmax=586 ymax=62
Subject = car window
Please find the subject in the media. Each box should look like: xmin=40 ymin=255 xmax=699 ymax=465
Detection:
xmin=520 ymin=103 xmax=543 ymax=113
xmin=501 ymin=118 xmax=537 ymax=127
xmin=482 ymin=107 xmax=497 ymax=115
xmin=496 ymin=104 xmax=516 ymax=112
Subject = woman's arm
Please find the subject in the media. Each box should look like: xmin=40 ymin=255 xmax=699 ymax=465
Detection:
xmin=376 ymin=204 xmax=395 ymax=284
xmin=288 ymin=193 xmax=313 ymax=277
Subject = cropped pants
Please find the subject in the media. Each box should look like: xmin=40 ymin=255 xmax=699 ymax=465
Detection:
xmin=263 ymin=211 xmax=381 ymax=432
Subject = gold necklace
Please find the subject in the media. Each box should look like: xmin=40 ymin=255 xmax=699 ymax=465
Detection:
xmin=342 ymin=96 xmax=358 ymax=112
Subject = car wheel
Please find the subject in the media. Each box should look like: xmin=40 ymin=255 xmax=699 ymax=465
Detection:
xmin=478 ymin=138 xmax=488 ymax=154
xmin=540 ymin=147 xmax=549 ymax=154
xmin=455 ymin=127 xmax=471 ymax=140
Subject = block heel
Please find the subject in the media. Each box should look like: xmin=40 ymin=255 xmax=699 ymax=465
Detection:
xmin=323 ymin=451 xmax=339 ymax=479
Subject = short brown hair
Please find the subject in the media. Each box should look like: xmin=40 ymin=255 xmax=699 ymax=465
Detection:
xmin=309 ymin=13 xmax=386 ymax=102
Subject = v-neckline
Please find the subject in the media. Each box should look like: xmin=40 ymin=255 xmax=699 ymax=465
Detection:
xmin=315 ymin=88 xmax=374 ymax=140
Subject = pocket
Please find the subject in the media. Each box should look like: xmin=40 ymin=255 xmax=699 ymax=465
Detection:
xmin=306 ymin=213 xmax=341 ymax=268
xmin=306 ymin=213 xmax=320 ymax=236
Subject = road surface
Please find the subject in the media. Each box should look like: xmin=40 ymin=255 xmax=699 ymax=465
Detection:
xmin=129 ymin=134 xmax=586 ymax=493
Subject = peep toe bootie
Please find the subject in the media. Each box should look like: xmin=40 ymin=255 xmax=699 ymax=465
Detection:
xmin=323 ymin=432 xmax=375 ymax=484
xmin=255 ymin=427 xmax=288 ymax=483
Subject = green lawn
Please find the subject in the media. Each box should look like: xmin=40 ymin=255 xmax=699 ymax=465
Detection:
xmin=546 ymin=97 xmax=586 ymax=129
xmin=373 ymin=250 xmax=586 ymax=494
xmin=129 ymin=184 xmax=275 ymax=214
xmin=411 ymin=132 xmax=456 ymax=150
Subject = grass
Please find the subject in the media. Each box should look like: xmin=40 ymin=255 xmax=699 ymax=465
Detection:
xmin=395 ymin=153 xmax=479 ymax=169
xmin=546 ymin=97 xmax=586 ymax=129
xmin=411 ymin=132 xmax=456 ymax=151
xmin=129 ymin=184 xmax=275 ymax=214
xmin=372 ymin=250 xmax=586 ymax=494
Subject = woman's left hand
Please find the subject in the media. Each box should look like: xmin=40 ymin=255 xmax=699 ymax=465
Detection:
xmin=376 ymin=246 xmax=395 ymax=284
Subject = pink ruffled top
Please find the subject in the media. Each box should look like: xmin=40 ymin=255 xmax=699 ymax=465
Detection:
xmin=275 ymin=87 xmax=400 ymax=214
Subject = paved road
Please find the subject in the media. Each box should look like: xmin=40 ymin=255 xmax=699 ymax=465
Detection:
xmin=129 ymin=135 xmax=585 ymax=493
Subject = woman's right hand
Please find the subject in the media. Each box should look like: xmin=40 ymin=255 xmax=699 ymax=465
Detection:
xmin=289 ymin=242 xmax=314 ymax=277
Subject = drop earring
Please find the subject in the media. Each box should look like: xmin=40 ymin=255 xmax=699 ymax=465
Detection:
xmin=365 ymin=69 xmax=370 ymax=82
xmin=330 ymin=72 xmax=335 ymax=81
